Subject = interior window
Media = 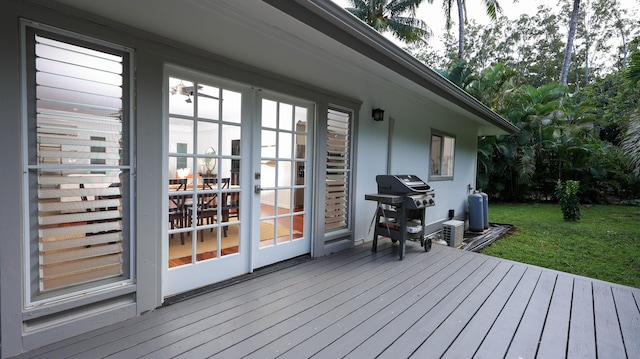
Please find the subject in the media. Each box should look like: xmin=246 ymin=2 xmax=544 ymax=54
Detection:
xmin=430 ymin=132 xmax=455 ymax=179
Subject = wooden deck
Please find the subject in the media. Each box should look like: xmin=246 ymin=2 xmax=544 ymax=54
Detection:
xmin=15 ymin=241 xmax=640 ymax=358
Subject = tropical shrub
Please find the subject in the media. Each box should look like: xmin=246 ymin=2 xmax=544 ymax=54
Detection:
xmin=555 ymin=180 xmax=581 ymax=221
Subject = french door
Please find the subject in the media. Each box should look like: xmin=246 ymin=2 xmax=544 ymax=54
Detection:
xmin=252 ymin=94 xmax=313 ymax=269
xmin=163 ymin=67 xmax=312 ymax=297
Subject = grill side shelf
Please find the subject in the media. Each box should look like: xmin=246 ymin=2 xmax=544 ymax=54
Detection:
xmin=365 ymin=193 xmax=404 ymax=204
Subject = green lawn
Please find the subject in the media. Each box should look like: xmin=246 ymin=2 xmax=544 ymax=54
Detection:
xmin=482 ymin=203 xmax=640 ymax=288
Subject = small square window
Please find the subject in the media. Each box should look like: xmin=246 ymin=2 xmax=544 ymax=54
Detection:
xmin=430 ymin=133 xmax=455 ymax=179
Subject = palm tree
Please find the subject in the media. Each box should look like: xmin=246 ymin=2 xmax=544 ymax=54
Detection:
xmin=345 ymin=0 xmax=432 ymax=43
xmin=560 ymin=0 xmax=581 ymax=85
xmin=441 ymin=0 xmax=505 ymax=59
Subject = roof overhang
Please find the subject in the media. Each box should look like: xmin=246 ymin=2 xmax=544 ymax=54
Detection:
xmin=38 ymin=0 xmax=518 ymax=136
xmin=265 ymin=0 xmax=519 ymax=135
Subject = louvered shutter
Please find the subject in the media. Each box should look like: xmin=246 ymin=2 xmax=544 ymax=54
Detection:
xmin=27 ymin=31 xmax=130 ymax=294
xmin=325 ymin=109 xmax=351 ymax=231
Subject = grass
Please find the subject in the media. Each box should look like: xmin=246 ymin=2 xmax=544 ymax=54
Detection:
xmin=482 ymin=203 xmax=640 ymax=288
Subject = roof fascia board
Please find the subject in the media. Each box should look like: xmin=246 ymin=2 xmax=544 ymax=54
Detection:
xmin=263 ymin=0 xmax=519 ymax=135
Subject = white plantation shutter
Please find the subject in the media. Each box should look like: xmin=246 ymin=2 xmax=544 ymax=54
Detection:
xmin=26 ymin=28 xmax=131 ymax=298
xmin=325 ymin=109 xmax=351 ymax=232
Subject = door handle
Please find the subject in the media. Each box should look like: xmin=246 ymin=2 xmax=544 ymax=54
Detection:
xmin=254 ymin=185 xmax=261 ymax=194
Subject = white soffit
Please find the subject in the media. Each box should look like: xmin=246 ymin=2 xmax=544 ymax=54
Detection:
xmin=48 ymin=0 xmax=517 ymax=135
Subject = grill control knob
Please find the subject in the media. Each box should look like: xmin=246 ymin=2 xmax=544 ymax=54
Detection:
xmin=415 ymin=200 xmax=421 ymax=207
xmin=423 ymin=200 xmax=428 ymax=205
xmin=429 ymin=198 xmax=435 ymax=205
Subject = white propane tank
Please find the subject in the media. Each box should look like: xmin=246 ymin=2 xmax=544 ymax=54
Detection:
xmin=468 ymin=192 xmax=484 ymax=232
xmin=480 ymin=191 xmax=489 ymax=229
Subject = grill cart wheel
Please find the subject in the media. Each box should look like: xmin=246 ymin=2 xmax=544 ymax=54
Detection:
xmin=424 ymin=237 xmax=432 ymax=252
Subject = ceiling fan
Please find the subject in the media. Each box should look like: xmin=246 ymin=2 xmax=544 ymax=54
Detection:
xmin=170 ymin=81 xmax=219 ymax=103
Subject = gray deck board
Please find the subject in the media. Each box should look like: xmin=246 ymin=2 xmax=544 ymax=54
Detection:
xmin=303 ymin=249 xmax=471 ymax=359
xmin=536 ymin=274 xmax=573 ymax=358
xmin=593 ymin=281 xmax=626 ymax=359
xmin=24 ymin=247 xmax=348 ymax=358
xmin=440 ymin=264 xmax=527 ymax=358
xmin=612 ymin=285 xmax=640 ymax=356
xmin=115 ymin=246 xmax=400 ymax=358
xmin=14 ymin=242 xmax=640 ymax=359
xmin=410 ymin=260 xmax=514 ymax=358
xmin=472 ymin=267 xmax=542 ymax=358
xmin=242 ymin=248 xmax=462 ymax=359
xmin=567 ymin=279 xmax=597 ymax=358
xmin=182 ymin=246 xmax=444 ymax=359
xmin=506 ymin=270 xmax=557 ymax=358
xmin=31 ymin=244 xmax=383 ymax=359
xmin=343 ymin=255 xmax=491 ymax=359
xmin=375 ymin=257 xmax=502 ymax=359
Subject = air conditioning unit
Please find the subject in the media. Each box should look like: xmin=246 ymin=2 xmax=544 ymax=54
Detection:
xmin=442 ymin=220 xmax=464 ymax=247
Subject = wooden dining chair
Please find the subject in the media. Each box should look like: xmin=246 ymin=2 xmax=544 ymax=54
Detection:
xmin=169 ymin=193 xmax=188 ymax=245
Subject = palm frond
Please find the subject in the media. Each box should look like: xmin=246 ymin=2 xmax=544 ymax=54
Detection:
xmin=622 ymin=111 xmax=640 ymax=175
xmin=481 ymin=0 xmax=503 ymax=20
xmin=627 ymin=51 xmax=640 ymax=86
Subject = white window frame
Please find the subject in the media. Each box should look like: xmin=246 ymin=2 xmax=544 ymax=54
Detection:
xmin=429 ymin=130 xmax=455 ymax=181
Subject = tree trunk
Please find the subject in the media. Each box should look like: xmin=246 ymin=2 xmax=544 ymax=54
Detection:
xmin=612 ymin=7 xmax=628 ymax=66
xmin=560 ymin=0 xmax=580 ymax=85
xmin=456 ymin=0 xmax=465 ymax=58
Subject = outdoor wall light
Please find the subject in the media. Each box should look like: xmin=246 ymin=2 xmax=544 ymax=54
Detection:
xmin=372 ymin=108 xmax=384 ymax=121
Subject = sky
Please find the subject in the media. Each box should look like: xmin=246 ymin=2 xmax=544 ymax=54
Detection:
xmin=331 ymin=0 xmax=639 ymax=47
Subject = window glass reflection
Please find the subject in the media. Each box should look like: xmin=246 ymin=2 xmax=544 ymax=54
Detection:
xmin=169 ymin=77 xmax=194 ymax=116
xmin=197 ymin=84 xmax=219 ymax=120
xmin=222 ymin=89 xmax=242 ymax=123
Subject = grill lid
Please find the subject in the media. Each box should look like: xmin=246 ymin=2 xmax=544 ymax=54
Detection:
xmin=376 ymin=174 xmax=432 ymax=194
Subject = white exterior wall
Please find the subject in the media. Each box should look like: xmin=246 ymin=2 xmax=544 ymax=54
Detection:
xmin=352 ymin=93 xmax=480 ymax=244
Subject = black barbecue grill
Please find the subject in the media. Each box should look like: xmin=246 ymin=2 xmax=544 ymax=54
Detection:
xmin=365 ymin=175 xmax=435 ymax=259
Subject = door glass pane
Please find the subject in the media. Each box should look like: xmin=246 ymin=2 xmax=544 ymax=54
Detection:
xmin=262 ymin=99 xmax=277 ymax=128
xmin=197 ymin=84 xmax=219 ymax=120
xmin=277 ymin=161 xmax=293 ymax=186
xmin=259 ymin=219 xmax=275 ymax=248
xmin=276 ymin=188 xmax=292 ymax=215
xmin=169 ymin=78 xmax=194 ymax=116
xmin=169 ymin=118 xmax=194 ymax=153
xmin=221 ymin=124 xmax=241 ymax=156
xmin=222 ymin=89 xmax=242 ymax=124
xmin=261 ymin=130 xmax=277 ymax=158
xmin=259 ymin=98 xmax=308 ymax=247
xmin=276 ymin=217 xmax=292 ymax=244
xmin=168 ymin=77 xmax=242 ymax=267
xmin=292 ymin=214 xmax=304 ymax=240
xmin=278 ymin=132 xmax=292 ymax=158
xmin=260 ymin=190 xmax=276 ymax=217
xmin=197 ymin=121 xmax=218 ymax=155
xmin=279 ymin=103 xmax=293 ymax=131
xmin=223 ymin=224 xmax=240 ymax=256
